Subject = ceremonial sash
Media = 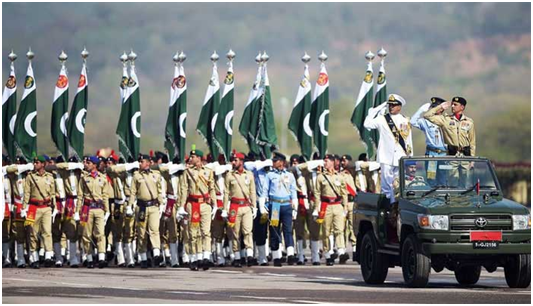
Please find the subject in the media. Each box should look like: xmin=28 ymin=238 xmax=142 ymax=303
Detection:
xmin=346 ymin=184 xmax=357 ymax=199
xmin=270 ymin=202 xmax=281 ymax=227
xmin=4 ymin=202 xmax=10 ymax=220
xmin=14 ymin=196 xmax=24 ymax=221
xmin=227 ymin=202 xmax=240 ymax=227
xmin=297 ymin=192 xmax=307 ymax=218
xmin=317 ymin=196 xmax=341 ymax=224
xmin=24 ymin=204 xmax=38 ymax=227
xmin=64 ymin=197 xmax=76 ymax=220
xmin=385 ymin=113 xmax=410 ymax=155
xmin=137 ymin=205 xmax=147 ymax=228
xmin=190 ymin=202 xmax=201 ymax=227
xmin=80 ymin=204 xmax=90 ymax=226
xmin=164 ymin=198 xmax=176 ymax=219
xmin=56 ymin=197 xmax=64 ymax=214
xmin=215 ymin=192 xmax=223 ymax=221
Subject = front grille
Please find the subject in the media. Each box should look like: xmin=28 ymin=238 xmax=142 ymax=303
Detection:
xmin=450 ymin=214 xmax=512 ymax=231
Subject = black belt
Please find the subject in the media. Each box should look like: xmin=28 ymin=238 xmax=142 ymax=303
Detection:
xmin=321 ymin=197 xmax=341 ymax=204
xmin=83 ymin=200 xmax=104 ymax=209
xmin=426 ymin=146 xmax=447 ymax=154
xmin=448 ymin=145 xmax=471 ymax=156
xmin=137 ymin=200 xmax=158 ymax=207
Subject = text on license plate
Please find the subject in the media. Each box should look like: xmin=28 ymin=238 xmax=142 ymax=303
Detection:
xmin=473 ymin=241 xmax=499 ymax=249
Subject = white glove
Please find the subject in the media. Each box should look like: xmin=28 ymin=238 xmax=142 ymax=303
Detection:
xmin=251 ymin=207 xmax=257 ymax=219
xmin=177 ymin=206 xmax=188 ymax=216
xmin=17 ymin=163 xmax=34 ymax=173
xmin=256 ymin=159 xmax=273 ymax=170
xmin=204 ymin=162 xmax=220 ymax=170
xmin=258 ymin=198 xmax=268 ymax=215
xmin=312 ymin=210 xmax=319 ymax=219
xmin=307 ymin=160 xmax=324 ymax=171
xmin=68 ymin=163 xmax=84 ymax=171
xmin=73 ymin=212 xmax=80 ymax=222
xmin=125 ymin=206 xmax=134 ymax=217
xmin=52 ymin=208 xmax=59 ymax=223
xmin=125 ymin=161 xmax=139 ymax=171
xmin=20 ymin=208 xmax=28 ymax=219
xmin=104 ymin=212 xmax=110 ymax=224
xmin=292 ymin=209 xmax=297 ymax=220
xmin=168 ymin=163 xmax=186 ymax=175
xmin=211 ymin=206 xmax=218 ymax=220
xmin=221 ymin=210 xmax=229 ymax=219
xmin=215 ymin=164 xmax=232 ymax=176
xmin=159 ymin=204 xmax=166 ymax=217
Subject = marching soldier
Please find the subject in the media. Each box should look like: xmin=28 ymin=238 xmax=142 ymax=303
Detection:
xmin=105 ymin=155 xmax=127 ymax=267
xmin=340 ymin=154 xmax=357 ymax=263
xmin=180 ymin=148 xmax=217 ymax=271
xmin=289 ymin=155 xmax=310 ymax=265
xmin=128 ymin=154 xmax=164 ymax=269
xmin=313 ymin=154 xmax=348 ymax=266
xmin=259 ymin=152 xmax=298 ymax=267
xmin=78 ymin=156 xmax=110 ymax=268
xmin=47 ymin=157 xmax=67 ymax=267
xmin=222 ymin=152 xmax=257 ymax=267
xmin=364 ymin=94 xmax=413 ymax=203
xmin=23 ymin=155 xmax=57 ymax=268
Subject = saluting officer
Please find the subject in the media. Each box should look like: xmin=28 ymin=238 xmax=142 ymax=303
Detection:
xmin=223 ymin=152 xmax=257 ymax=267
xmin=180 ymin=148 xmax=217 ymax=271
xmin=78 ymin=156 xmax=110 ymax=269
xmin=23 ymin=155 xmax=56 ymax=268
xmin=313 ymin=154 xmax=348 ymax=266
xmin=129 ymin=154 xmax=164 ymax=269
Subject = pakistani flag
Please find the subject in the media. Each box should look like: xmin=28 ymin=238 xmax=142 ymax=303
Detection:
xmin=51 ymin=64 xmax=70 ymax=158
xmin=255 ymin=64 xmax=278 ymax=158
xmin=14 ymin=60 xmax=37 ymax=160
xmin=288 ymin=62 xmax=312 ymax=161
xmin=350 ymin=61 xmax=375 ymax=159
xmin=2 ymin=60 xmax=17 ymax=160
xmin=164 ymin=62 xmax=187 ymax=162
xmin=67 ymin=61 xmax=88 ymax=160
xmin=310 ymin=63 xmax=329 ymax=158
xmin=238 ymin=64 xmax=262 ymax=156
xmin=372 ymin=59 xmax=387 ymax=151
xmin=196 ymin=62 xmax=220 ymax=157
xmin=116 ymin=62 xmax=141 ymax=161
xmin=213 ymin=61 xmax=234 ymax=161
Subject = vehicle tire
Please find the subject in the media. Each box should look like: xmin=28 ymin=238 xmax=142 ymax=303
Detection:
xmin=401 ymin=234 xmax=431 ymax=288
xmin=504 ymin=254 xmax=531 ymax=288
xmin=454 ymin=265 xmax=481 ymax=285
xmin=360 ymin=231 xmax=389 ymax=284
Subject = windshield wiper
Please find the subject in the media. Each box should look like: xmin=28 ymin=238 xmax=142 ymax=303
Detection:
xmin=421 ymin=185 xmax=447 ymax=197
xmin=460 ymin=185 xmax=496 ymax=195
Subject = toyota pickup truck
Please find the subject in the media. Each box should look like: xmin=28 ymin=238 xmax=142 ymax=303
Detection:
xmin=353 ymin=156 xmax=531 ymax=288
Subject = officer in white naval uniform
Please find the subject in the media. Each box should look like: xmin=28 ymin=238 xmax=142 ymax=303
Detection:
xmin=363 ymin=94 xmax=413 ymax=203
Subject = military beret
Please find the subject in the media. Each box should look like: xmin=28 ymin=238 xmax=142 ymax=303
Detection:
xmin=452 ymin=96 xmax=467 ymax=106
xmin=33 ymin=155 xmax=47 ymax=163
xmin=272 ymin=152 xmax=286 ymax=162
xmin=87 ymin=156 xmax=100 ymax=164
xmin=405 ymin=160 xmax=417 ymax=167
xmin=190 ymin=149 xmax=204 ymax=158
xmin=233 ymin=152 xmax=246 ymax=160
xmin=138 ymin=154 xmax=151 ymax=161
xmin=430 ymin=97 xmax=445 ymax=108
xmin=387 ymin=94 xmax=406 ymax=106
xmin=342 ymin=154 xmax=353 ymax=161
xmin=290 ymin=154 xmax=300 ymax=162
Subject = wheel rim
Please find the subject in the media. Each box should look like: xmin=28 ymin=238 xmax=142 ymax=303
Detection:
xmin=364 ymin=241 xmax=373 ymax=273
xmin=407 ymin=244 xmax=415 ymax=279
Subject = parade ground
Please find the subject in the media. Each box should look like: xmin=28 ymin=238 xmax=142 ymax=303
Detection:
xmin=2 ymin=260 xmax=530 ymax=304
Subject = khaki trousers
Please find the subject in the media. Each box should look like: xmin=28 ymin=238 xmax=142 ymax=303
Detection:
xmin=230 ymin=206 xmax=253 ymax=252
xmin=323 ymin=204 xmax=345 ymax=252
xmin=82 ymin=208 xmax=106 ymax=254
xmin=345 ymin=201 xmax=356 ymax=245
xmin=111 ymin=204 xmax=125 ymax=244
xmin=135 ymin=205 xmax=161 ymax=253
xmin=186 ymin=202 xmax=212 ymax=255
xmin=29 ymin=206 xmax=53 ymax=252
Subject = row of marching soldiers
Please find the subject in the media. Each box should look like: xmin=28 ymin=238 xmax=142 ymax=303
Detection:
xmin=2 ymin=148 xmax=381 ymax=270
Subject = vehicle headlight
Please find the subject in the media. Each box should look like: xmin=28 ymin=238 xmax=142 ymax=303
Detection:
xmin=512 ymin=215 xmax=531 ymax=230
xmin=417 ymin=214 xmax=449 ymax=230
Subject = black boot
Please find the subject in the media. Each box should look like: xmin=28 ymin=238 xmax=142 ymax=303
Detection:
xmin=153 ymin=255 xmax=163 ymax=267
xmin=274 ymin=258 xmax=282 ymax=267
xmin=339 ymin=253 xmax=349 ymax=265
xmin=44 ymin=259 xmax=53 ymax=268
xmin=189 ymin=261 xmax=198 ymax=271
xmin=30 ymin=262 xmax=40 ymax=269
xmin=312 ymin=261 xmax=321 ymax=266
xmin=141 ymin=260 xmax=148 ymax=269
xmin=87 ymin=261 xmax=94 ymax=269
xmin=246 ymin=256 xmax=254 ymax=267
xmin=98 ymin=260 xmax=106 ymax=269
xmin=233 ymin=259 xmax=242 ymax=268
xmin=326 ymin=258 xmax=334 ymax=266
xmin=202 ymin=259 xmax=210 ymax=271
xmin=287 ymin=255 xmax=296 ymax=266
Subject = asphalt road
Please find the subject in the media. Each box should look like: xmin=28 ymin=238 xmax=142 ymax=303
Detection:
xmin=2 ymin=261 xmax=530 ymax=304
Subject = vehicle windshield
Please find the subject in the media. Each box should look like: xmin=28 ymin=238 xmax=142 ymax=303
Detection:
xmin=402 ymin=158 xmax=499 ymax=193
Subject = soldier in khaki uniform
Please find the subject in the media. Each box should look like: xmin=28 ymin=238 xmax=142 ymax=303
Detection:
xmin=105 ymin=155 xmax=128 ymax=267
xmin=424 ymin=96 xmax=476 ymax=187
xmin=180 ymin=149 xmax=217 ymax=271
xmin=78 ymin=156 xmax=110 ymax=269
xmin=222 ymin=152 xmax=257 ymax=267
xmin=313 ymin=154 xmax=348 ymax=266
xmin=22 ymin=155 xmax=56 ymax=268
xmin=340 ymin=155 xmax=357 ymax=263
xmin=129 ymin=154 xmax=164 ymax=269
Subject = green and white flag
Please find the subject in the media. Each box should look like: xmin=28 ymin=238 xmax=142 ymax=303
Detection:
xmin=14 ymin=60 xmax=37 ymax=160
xmin=255 ymin=64 xmax=278 ymax=158
xmin=350 ymin=61 xmax=375 ymax=159
xmin=213 ymin=60 xmax=234 ymax=161
xmin=372 ymin=59 xmax=387 ymax=151
xmin=310 ymin=63 xmax=329 ymax=158
xmin=2 ymin=59 xmax=17 ymax=160
xmin=288 ymin=62 xmax=312 ymax=161
xmin=51 ymin=64 xmax=70 ymax=158
xmin=196 ymin=61 xmax=220 ymax=157
xmin=116 ymin=62 xmax=141 ymax=161
xmin=164 ymin=62 xmax=187 ymax=162
xmin=67 ymin=61 xmax=88 ymax=160
xmin=238 ymin=64 xmax=262 ymax=156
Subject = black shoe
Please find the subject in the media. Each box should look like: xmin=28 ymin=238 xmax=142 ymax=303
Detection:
xmin=172 ymin=264 xmax=179 ymax=268
xmin=71 ymin=264 xmax=79 ymax=268
xmin=189 ymin=261 xmax=198 ymax=271
xmin=30 ymin=262 xmax=40 ymax=269
xmin=141 ymin=260 xmax=148 ymax=269
xmin=165 ymin=258 xmax=171 ymax=267
xmin=98 ymin=260 xmax=106 ymax=269
xmin=233 ymin=260 xmax=242 ymax=268
xmin=44 ymin=259 xmax=53 ymax=268
xmin=3 ymin=262 xmax=12 ymax=268
xmin=339 ymin=253 xmax=349 ymax=265
xmin=127 ymin=263 xmax=135 ymax=268
xmin=83 ymin=260 xmax=88 ymax=267
xmin=118 ymin=263 xmax=126 ymax=268
xmin=240 ymin=257 xmax=246 ymax=265
xmin=274 ymin=259 xmax=282 ymax=267
xmin=17 ymin=263 xmax=26 ymax=269
xmin=87 ymin=261 xmax=94 ymax=269
xmin=260 ymin=262 xmax=269 ymax=267
xmin=297 ymin=260 xmax=304 ymax=266
xmin=267 ymin=254 xmax=272 ymax=262
xmin=55 ymin=261 xmax=63 ymax=268
xmin=281 ymin=256 xmax=287 ymax=263
xmin=251 ymin=258 xmax=259 ymax=266
xmin=106 ymin=251 xmax=114 ymax=263
xmin=39 ymin=256 xmax=45 ymax=264
xmin=202 ymin=259 xmax=210 ymax=271
xmin=326 ymin=258 xmax=334 ymax=266
xmin=312 ymin=261 xmax=321 ymax=266
xmin=330 ymin=252 xmax=338 ymax=260
xmin=153 ymin=255 xmax=163 ymax=267
xmin=352 ymin=251 xmax=357 ymax=262
xmin=287 ymin=255 xmax=296 ymax=266
xmin=246 ymin=256 xmax=254 ymax=267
